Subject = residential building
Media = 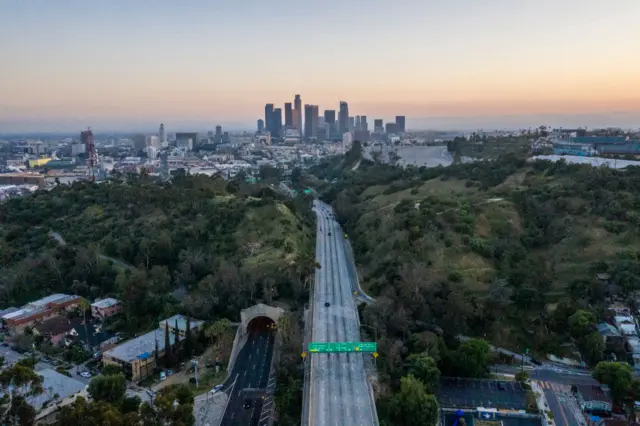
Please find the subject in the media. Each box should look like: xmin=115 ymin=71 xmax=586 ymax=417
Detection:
xmin=1 ymin=294 xmax=82 ymax=333
xmin=257 ymin=119 xmax=264 ymax=132
xmin=32 ymin=316 xmax=84 ymax=346
xmin=67 ymin=322 xmax=118 ymax=352
xmin=91 ymin=298 xmax=122 ymax=319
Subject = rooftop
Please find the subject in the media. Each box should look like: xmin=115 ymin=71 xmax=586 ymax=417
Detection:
xmin=34 ymin=316 xmax=84 ymax=336
xmin=159 ymin=314 xmax=204 ymax=332
xmin=28 ymin=369 xmax=87 ymax=411
xmin=0 ymin=307 xmax=19 ymax=317
xmin=91 ymin=298 xmax=120 ymax=309
xmin=26 ymin=294 xmax=80 ymax=309
xmin=104 ymin=328 xmax=174 ymax=363
xmin=2 ymin=307 xmax=47 ymax=321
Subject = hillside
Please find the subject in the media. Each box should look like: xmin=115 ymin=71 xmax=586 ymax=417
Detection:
xmin=0 ymin=174 xmax=315 ymax=331
xmin=313 ymin=150 xmax=640 ymax=360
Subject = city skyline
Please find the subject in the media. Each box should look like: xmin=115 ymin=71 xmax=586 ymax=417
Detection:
xmin=1 ymin=0 xmax=640 ymax=132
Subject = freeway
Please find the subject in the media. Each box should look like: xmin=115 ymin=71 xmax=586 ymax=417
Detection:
xmin=220 ymin=317 xmax=275 ymax=426
xmin=308 ymin=200 xmax=378 ymax=426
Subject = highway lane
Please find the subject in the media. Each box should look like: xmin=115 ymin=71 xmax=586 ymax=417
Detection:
xmin=309 ymin=200 xmax=378 ymax=426
xmin=220 ymin=318 xmax=275 ymax=426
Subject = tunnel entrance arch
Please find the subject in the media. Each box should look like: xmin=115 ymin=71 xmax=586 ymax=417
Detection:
xmin=240 ymin=303 xmax=284 ymax=336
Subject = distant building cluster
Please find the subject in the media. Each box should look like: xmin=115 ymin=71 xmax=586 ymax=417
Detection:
xmin=259 ymin=93 xmax=407 ymax=148
xmin=552 ymin=129 xmax=640 ymax=158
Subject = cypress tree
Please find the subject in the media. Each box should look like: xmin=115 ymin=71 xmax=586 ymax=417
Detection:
xmin=164 ymin=322 xmax=171 ymax=368
xmin=185 ymin=316 xmax=192 ymax=359
xmin=174 ymin=318 xmax=181 ymax=361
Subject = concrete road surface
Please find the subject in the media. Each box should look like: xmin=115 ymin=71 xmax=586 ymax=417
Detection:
xmin=219 ymin=317 xmax=275 ymax=426
xmin=308 ymin=201 xmax=378 ymax=426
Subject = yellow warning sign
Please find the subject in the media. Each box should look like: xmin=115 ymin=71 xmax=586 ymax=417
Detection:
xmin=301 ymin=352 xmax=307 ymax=358
xmin=373 ymin=352 xmax=379 ymax=358
xmin=353 ymin=291 xmax=358 ymax=295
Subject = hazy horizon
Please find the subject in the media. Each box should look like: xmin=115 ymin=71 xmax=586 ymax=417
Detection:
xmin=1 ymin=111 xmax=639 ymax=135
xmin=1 ymin=0 xmax=639 ymax=133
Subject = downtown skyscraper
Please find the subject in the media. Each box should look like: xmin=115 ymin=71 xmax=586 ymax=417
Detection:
xmin=293 ymin=94 xmax=302 ymax=130
xmin=284 ymin=102 xmax=293 ymax=128
xmin=338 ymin=101 xmax=349 ymax=135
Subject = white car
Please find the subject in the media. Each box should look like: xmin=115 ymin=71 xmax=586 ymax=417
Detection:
xmin=209 ymin=384 xmax=223 ymax=394
xmin=80 ymin=371 xmax=92 ymax=378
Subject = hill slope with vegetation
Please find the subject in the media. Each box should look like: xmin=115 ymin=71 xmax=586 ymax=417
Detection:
xmin=311 ymin=144 xmax=640 ymax=366
xmin=0 ymin=174 xmax=316 ymax=332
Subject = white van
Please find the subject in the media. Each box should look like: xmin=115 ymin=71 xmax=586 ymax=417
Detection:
xmin=159 ymin=371 xmax=166 ymax=381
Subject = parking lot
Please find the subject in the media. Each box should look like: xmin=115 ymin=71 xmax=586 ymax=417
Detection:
xmin=437 ymin=378 xmax=528 ymax=410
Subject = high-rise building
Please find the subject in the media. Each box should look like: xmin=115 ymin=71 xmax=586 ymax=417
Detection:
xmin=304 ymin=104 xmax=319 ymax=139
xmin=273 ymin=108 xmax=282 ymax=137
xmin=265 ymin=103 xmax=274 ymax=134
xmin=395 ymin=116 xmax=406 ymax=133
xmin=386 ymin=122 xmax=398 ymax=134
xmin=257 ymin=119 xmax=264 ymax=132
xmin=338 ymin=101 xmax=349 ymax=134
xmin=348 ymin=117 xmax=355 ymax=132
xmin=361 ymin=116 xmax=368 ymax=132
xmin=374 ymin=119 xmax=384 ymax=133
xmin=159 ymin=123 xmax=166 ymax=145
xmin=222 ymin=132 xmax=230 ymax=144
xmin=294 ymin=95 xmax=302 ymax=130
xmin=355 ymin=116 xmax=361 ymax=131
xmin=215 ymin=125 xmax=223 ymax=143
xmin=324 ymin=110 xmax=336 ymax=139
xmin=324 ymin=110 xmax=336 ymax=124
xmin=284 ymin=103 xmax=293 ymax=128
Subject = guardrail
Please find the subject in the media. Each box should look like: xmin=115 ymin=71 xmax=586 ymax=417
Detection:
xmin=301 ymin=271 xmax=315 ymax=426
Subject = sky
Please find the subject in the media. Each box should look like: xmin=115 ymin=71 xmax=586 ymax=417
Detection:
xmin=1 ymin=0 xmax=640 ymax=132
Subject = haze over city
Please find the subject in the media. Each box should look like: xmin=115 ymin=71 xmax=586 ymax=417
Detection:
xmin=1 ymin=0 xmax=640 ymax=132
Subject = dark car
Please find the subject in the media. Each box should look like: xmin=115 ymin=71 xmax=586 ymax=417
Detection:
xmin=324 ymin=302 xmax=330 ymax=307
xmin=497 ymin=381 xmax=506 ymax=390
xmin=243 ymin=400 xmax=252 ymax=409
xmin=189 ymin=377 xmax=197 ymax=384
xmin=328 ymin=232 xmax=332 ymax=236
xmin=530 ymin=357 xmax=543 ymax=366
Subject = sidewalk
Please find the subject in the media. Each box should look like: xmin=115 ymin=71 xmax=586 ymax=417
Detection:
xmin=530 ymin=380 xmax=554 ymax=426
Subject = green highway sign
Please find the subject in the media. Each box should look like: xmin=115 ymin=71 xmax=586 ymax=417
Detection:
xmin=308 ymin=342 xmax=377 ymax=353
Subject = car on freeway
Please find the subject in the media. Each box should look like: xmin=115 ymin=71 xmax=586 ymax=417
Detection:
xmin=243 ymin=400 xmax=252 ymax=409
xmin=324 ymin=302 xmax=330 ymax=307
xmin=497 ymin=381 xmax=506 ymax=390
xmin=328 ymin=232 xmax=332 ymax=236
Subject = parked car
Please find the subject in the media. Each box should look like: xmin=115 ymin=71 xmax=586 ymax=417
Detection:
xmin=166 ymin=370 xmax=173 ymax=376
xmin=243 ymin=400 xmax=252 ymax=409
xmin=80 ymin=371 xmax=92 ymax=379
xmin=159 ymin=371 xmax=166 ymax=381
xmin=189 ymin=377 xmax=197 ymax=384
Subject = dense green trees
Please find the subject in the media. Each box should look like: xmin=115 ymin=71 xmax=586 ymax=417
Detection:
xmin=384 ymin=375 xmax=440 ymax=426
xmin=0 ymin=175 xmax=315 ymax=333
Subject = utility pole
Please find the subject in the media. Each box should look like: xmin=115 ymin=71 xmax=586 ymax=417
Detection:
xmin=192 ymin=359 xmax=199 ymax=388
